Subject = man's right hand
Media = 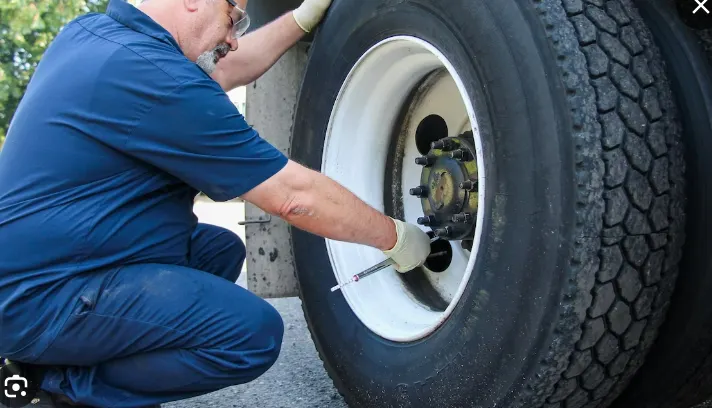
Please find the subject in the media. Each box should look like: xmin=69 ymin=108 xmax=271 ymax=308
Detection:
xmin=383 ymin=218 xmax=432 ymax=272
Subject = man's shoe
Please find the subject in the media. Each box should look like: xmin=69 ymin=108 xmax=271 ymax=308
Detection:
xmin=1 ymin=357 xmax=52 ymax=407
xmin=2 ymin=358 xmax=161 ymax=408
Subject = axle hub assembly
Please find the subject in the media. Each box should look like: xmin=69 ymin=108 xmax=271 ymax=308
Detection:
xmin=410 ymin=131 xmax=478 ymax=243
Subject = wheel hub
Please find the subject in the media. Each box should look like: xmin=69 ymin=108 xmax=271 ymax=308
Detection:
xmin=411 ymin=131 xmax=478 ymax=243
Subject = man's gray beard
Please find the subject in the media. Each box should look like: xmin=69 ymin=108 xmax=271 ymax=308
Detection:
xmin=196 ymin=43 xmax=231 ymax=74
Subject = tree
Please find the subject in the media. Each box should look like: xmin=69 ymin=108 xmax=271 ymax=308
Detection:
xmin=0 ymin=0 xmax=113 ymax=146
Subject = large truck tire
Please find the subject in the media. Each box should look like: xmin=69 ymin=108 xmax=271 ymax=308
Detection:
xmin=289 ymin=0 xmax=686 ymax=407
xmin=607 ymin=2 xmax=712 ymax=407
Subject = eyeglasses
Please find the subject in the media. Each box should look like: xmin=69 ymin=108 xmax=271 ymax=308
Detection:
xmin=225 ymin=0 xmax=250 ymax=39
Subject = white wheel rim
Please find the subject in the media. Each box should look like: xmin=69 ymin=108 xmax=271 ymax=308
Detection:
xmin=322 ymin=36 xmax=486 ymax=342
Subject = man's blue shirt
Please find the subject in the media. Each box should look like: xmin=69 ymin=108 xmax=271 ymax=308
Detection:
xmin=0 ymin=0 xmax=287 ymax=357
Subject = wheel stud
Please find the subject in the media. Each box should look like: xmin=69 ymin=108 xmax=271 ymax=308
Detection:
xmin=409 ymin=186 xmax=428 ymax=198
xmin=431 ymin=138 xmax=457 ymax=151
xmin=415 ymin=155 xmax=435 ymax=166
xmin=449 ymin=148 xmax=472 ymax=161
xmin=459 ymin=180 xmax=477 ymax=191
xmin=451 ymin=212 xmax=472 ymax=223
xmin=433 ymin=227 xmax=451 ymax=238
xmin=417 ymin=215 xmax=436 ymax=226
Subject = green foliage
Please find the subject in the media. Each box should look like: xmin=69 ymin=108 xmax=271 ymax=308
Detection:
xmin=0 ymin=0 xmax=110 ymax=145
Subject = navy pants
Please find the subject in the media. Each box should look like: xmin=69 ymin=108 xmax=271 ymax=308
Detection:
xmin=34 ymin=224 xmax=283 ymax=407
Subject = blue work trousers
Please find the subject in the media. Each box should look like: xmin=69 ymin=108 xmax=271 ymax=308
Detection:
xmin=32 ymin=224 xmax=283 ymax=407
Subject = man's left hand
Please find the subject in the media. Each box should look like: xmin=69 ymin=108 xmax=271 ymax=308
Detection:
xmin=292 ymin=0 xmax=333 ymax=32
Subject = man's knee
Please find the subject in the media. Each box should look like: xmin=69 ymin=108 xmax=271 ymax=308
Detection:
xmin=247 ymin=300 xmax=284 ymax=372
xmin=223 ymin=299 xmax=284 ymax=383
xmin=254 ymin=301 xmax=284 ymax=374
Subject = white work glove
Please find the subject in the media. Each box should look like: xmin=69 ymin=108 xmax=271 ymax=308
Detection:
xmin=383 ymin=218 xmax=432 ymax=272
xmin=292 ymin=0 xmax=332 ymax=32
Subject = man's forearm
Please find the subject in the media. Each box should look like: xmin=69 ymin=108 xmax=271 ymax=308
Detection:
xmin=280 ymin=169 xmax=398 ymax=251
xmin=243 ymin=161 xmax=398 ymax=251
xmin=212 ymin=12 xmax=306 ymax=91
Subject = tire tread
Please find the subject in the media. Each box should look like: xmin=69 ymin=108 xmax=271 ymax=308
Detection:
xmin=518 ymin=1 xmax=685 ymax=407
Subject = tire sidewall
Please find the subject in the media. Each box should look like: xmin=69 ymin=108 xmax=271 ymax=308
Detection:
xmin=291 ymin=0 xmax=577 ymax=406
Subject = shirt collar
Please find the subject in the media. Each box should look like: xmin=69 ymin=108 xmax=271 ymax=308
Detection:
xmin=105 ymin=0 xmax=183 ymax=54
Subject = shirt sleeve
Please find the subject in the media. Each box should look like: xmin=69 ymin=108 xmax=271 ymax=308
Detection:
xmin=128 ymin=78 xmax=288 ymax=201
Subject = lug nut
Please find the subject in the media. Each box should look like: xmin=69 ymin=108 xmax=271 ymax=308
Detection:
xmin=415 ymin=155 xmax=435 ymax=166
xmin=417 ymin=215 xmax=436 ymax=226
xmin=449 ymin=148 xmax=472 ymax=161
xmin=452 ymin=212 xmax=472 ymax=223
xmin=433 ymin=227 xmax=452 ymax=238
xmin=459 ymin=180 xmax=477 ymax=191
xmin=461 ymin=239 xmax=473 ymax=251
xmin=409 ymin=186 xmax=428 ymax=198
xmin=431 ymin=138 xmax=457 ymax=151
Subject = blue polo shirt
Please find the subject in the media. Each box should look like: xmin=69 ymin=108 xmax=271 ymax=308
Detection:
xmin=0 ymin=0 xmax=287 ymax=356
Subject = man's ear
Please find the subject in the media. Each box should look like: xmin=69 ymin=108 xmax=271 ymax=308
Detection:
xmin=183 ymin=0 xmax=201 ymax=12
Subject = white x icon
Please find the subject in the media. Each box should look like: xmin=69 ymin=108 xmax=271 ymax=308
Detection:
xmin=694 ymin=0 xmax=710 ymax=14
